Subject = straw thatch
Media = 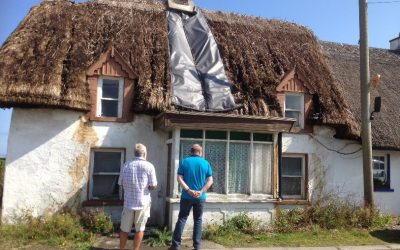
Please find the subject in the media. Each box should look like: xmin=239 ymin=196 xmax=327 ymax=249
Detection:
xmin=0 ymin=0 xmax=359 ymax=140
xmin=322 ymin=42 xmax=400 ymax=150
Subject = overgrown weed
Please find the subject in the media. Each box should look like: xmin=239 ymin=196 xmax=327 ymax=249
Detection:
xmin=145 ymin=227 xmax=172 ymax=247
xmin=80 ymin=209 xmax=114 ymax=235
xmin=0 ymin=213 xmax=95 ymax=249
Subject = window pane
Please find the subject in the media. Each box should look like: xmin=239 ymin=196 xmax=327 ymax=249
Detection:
xmin=373 ymin=156 xmax=385 ymax=170
xmin=253 ymin=133 xmax=273 ymax=142
xmin=285 ymin=111 xmax=300 ymax=126
xmin=228 ymin=143 xmax=249 ymax=194
xmin=204 ymin=142 xmax=226 ymax=193
xmin=252 ymin=144 xmax=272 ymax=194
xmin=282 ymin=157 xmax=302 ymax=176
xmin=94 ymin=151 xmax=122 ymax=173
xmin=205 ymin=130 xmax=227 ymax=140
xmin=102 ymin=79 xmax=119 ymax=99
xmin=181 ymin=129 xmax=203 ymax=139
xmin=285 ymin=95 xmax=302 ymax=110
xmin=281 ymin=177 xmax=301 ymax=196
xmin=101 ymin=100 xmax=119 ymax=117
xmin=179 ymin=140 xmax=201 ymax=159
xmin=92 ymin=175 xmax=119 ymax=199
xmin=230 ymin=132 xmax=251 ymax=141
xmin=373 ymin=156 xmax=385 ymax=182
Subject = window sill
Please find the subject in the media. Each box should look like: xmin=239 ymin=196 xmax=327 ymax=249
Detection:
xmin=374 ymin=188 xmax=394 ymax=192
xmin=82 ymin=200 xmax=123 ymax=206
xmin=278 ymin=199 xmax=310 ymax=205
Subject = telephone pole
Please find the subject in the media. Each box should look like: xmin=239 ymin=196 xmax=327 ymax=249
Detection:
xmin=359 ymin=0 xmax=374 ymax=207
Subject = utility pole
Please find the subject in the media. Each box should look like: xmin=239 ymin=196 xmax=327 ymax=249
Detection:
xmin=359 ymin=0 xmax=374 ymax=208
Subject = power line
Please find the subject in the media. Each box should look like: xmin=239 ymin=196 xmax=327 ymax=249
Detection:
xmin=309 ymin=134 xmax=362 ymax=155
xmin=369 ymin=0 xmax=400 ymax=4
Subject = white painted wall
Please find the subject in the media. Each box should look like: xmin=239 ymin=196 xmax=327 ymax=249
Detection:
xmin=2 ymin=109 xmax=398 ymax=227
xmin=168 ymin=198 xmax=274 ymax=235
xmin=1 ymin=108 xmax=168 ymax=224
xmin=2 ymin=109 xmax=88 ymax=221
xmin=374 ymin=151 xmax=400 ymax=215
xmin=167 ymin=125 xmax=400 ymax=235
xmin=283 ymin=126 xmax=400 ymax=215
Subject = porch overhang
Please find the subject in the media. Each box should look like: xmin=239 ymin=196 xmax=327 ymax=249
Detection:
xmin=154 ymin=111 xmax=295 ymax=133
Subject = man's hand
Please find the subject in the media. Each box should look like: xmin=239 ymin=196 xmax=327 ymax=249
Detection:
xmin=194 ymin=190 xmax=202 ymax=198
xmin=148 ymin=185 xmax=157 ymax=191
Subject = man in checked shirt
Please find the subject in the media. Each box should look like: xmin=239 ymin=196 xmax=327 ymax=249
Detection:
xmin=118 ymin=143 xmax=157 ymax=250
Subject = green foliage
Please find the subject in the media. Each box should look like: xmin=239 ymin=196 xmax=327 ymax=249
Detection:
xmin=371 ymin=213 xmax=392 ymax=229
xmin=273 ymin=208 xmax=307 ymax=233
xmin=273 ymin=198 xmax=392 ymax=233
xmin=204 ymin=213 xmax=262 ymax=240
xmin=145 ymin=227 xmax=172 ymax=247
xmin=79 ymin=210 xmax=114 ymax=235
xmin=0 ymin=213 xmax=94 ymax=249
xmin=226 ymin=212 xmax=255 ymax=231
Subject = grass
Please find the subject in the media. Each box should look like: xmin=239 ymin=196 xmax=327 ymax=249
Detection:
xmin=206 ymin=228 xmax=396 ymax=248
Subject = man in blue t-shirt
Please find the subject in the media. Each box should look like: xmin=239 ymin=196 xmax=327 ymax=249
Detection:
xmin=169 ymin=144 xmax=213 ymax=250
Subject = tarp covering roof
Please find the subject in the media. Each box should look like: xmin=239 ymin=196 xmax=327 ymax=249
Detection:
xmin=0 ymin=0 xmax=388 ymax=146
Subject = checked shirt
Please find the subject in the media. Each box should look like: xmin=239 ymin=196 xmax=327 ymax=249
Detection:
xmin=118 ymin=157 xmax=157 ymax=210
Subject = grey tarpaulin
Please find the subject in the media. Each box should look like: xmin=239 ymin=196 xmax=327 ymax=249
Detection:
xmin=167 ymin=8 xmax=238 ymax=111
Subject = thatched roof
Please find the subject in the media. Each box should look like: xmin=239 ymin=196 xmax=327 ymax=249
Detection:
xmin=322 ymin=42 xmax=400 ymax=150
xmin=0 ymin=0 xmax=358 ymax=139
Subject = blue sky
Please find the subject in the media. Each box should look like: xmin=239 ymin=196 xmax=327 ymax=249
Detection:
xmin=0 ymin=0 xmax=399 ymax=156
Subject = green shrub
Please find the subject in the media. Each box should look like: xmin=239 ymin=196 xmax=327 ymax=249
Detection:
xmin=0 ymin=213 xmax=94 ymax=249
xmin=145 ymin=227 xmax=172 ymax=247
xmin=273 ymin=197 xmax=392 ymax=233
xmin=273 ymin=208 xmax=307 ymax=233
xmin=204 ymin=213 xmax=262 ymax=239
xmin=227 ymin=213 xmax=255 ymax=231
xmin=80 ymin=210 xmax=114 ymax=235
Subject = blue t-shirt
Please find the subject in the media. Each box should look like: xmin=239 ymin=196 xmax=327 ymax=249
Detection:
xmin=178 ymin=155 xmax=213 ymax=200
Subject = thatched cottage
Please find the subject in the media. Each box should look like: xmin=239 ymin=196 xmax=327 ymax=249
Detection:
xmin=1 ymin=0 xmax=399 ymax=231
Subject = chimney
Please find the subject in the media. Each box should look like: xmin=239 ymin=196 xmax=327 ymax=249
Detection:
xmin=389 ymin=33 xmax=400 ymax=51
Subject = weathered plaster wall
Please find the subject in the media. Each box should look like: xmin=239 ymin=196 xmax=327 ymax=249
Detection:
xmin=1 ymin=109 xmax=168 ymax=224
xmin=2 ymin=109 xmax=90 ymax=222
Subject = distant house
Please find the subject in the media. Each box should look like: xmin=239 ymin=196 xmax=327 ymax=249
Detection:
xmin=0 ymin=0 xmax=399 ymax=232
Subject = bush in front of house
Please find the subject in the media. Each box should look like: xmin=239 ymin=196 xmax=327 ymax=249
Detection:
xmin=204 ymin=197 xmax=393 ymax=238
xmin=273 ymin=197 xmax=393 ymax=233
xmin=79 ymin=209 xmax=114 ymax=235
xmin=204 ymin=212 xmax=263 ymax=240
xmin=0 ymin=213 xmax=94 ymax=249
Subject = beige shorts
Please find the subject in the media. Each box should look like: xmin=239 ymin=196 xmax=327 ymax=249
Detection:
xmin=120 ymin=203 xmax=151 ymax=232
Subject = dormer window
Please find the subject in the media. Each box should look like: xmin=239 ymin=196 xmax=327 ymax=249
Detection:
xmin=276 ymin=68 xmax=312 ymax=131
xmin=97 ymin=77 xmax=124 ymax=118
xmin=87 ymin=47 xmax=135 ymax=122
xmin=284 ymin=93 xmax=304 ymax=128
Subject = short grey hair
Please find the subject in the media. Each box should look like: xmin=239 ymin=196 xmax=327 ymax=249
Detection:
xmin=135 ymin=143 xmax=147 ymax=157
xmin=190 ymin=144 xmax=202 ymax=154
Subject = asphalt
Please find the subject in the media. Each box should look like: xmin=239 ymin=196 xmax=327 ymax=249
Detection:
xmin=93 ymin=237 xmax=400 ymax=250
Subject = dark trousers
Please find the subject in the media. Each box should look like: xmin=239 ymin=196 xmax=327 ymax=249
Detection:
xmin=171 ymin=199 xmax=204 ymax=249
